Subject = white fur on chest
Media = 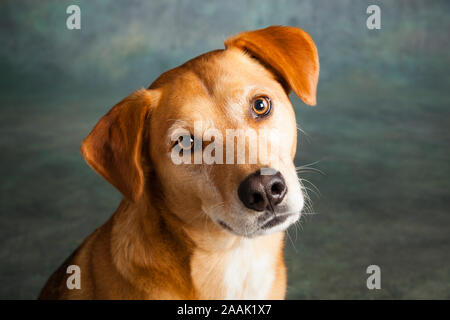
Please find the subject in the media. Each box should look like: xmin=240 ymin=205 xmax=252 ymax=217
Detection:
xmin=222 ymin=240 xmax=275 ymax=299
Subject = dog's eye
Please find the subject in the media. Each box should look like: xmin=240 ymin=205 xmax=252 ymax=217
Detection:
xmin=176 ymin=134 xmax=194 ymax=150
xmin=251 ymin=96 xmax=271 ymax=116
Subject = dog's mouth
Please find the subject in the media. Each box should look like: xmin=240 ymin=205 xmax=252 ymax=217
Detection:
xmin=218 ymin=220 xmax=234 ymax=231
xmin=217 ymin=212 xmax=296 ymax=235
xmin=260 ymin=215 xmax=289 ymax=229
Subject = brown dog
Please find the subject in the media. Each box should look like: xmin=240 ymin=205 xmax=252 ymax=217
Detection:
xmin=39 ymin=26 xmax=319 ymax=299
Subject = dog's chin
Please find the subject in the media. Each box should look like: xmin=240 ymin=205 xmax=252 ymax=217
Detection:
xmin=216 ymin=211 xmax=300 ymax=238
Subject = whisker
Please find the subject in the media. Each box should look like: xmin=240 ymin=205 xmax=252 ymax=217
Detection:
xmin=302 ymin=211 xmax=319 ymax=215
xmin=301 ymin=185 xmax=320 ymax=199
xmin=205 ymin=202 xmax=225 ymax=211
xmin=296 ymin=124 xmax=311 ymax=143
xmin=296 ymin=159 xmax=324 ymax=168
xmin=286 ymin=227 xmax=297 ymax=253
xmin=299 ymin=177 xmax=321 ymax=197
xmin=296 ymin=167 xmax=325 ymax=176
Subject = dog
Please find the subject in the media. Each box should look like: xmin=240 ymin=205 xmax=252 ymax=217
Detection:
xmin=39 ymin=26 xmax=319 ymax=299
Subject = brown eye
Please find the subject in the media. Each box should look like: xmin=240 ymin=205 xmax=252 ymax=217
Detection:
xmin=251 ymin=96 xmax=271 ymax=116
xmin=176 ymin=134 xmax=194 ymax=150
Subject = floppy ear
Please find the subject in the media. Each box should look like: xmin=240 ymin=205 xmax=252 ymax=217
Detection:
xmin=81 ymin=89 xmax=160 ymax=202
xmin=225 ymin=26 xmax=319 ymax=106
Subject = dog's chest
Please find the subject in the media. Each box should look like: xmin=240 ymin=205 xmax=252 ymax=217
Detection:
xmin=191 ymin=240 xmax=276 ymax=299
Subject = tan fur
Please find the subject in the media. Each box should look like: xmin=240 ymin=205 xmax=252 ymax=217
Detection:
xmin=39 ymin=26 xmax=319 ymax=300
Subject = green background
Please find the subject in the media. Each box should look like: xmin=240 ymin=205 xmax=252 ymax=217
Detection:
xmin=0 ymin=0 xmax=449 ymax=299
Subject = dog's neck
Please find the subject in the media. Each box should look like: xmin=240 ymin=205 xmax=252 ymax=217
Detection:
xmin=109 ymin=194 xmax=284 ymax=299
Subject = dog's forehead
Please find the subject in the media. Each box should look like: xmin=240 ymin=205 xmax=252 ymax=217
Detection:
xmin=153 ymin=49 xmax=282 ymax=122
xmin=185 ymin=48 xmax=278 ymax=99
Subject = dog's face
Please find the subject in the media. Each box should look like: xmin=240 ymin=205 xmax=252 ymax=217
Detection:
xmin=150 ymin=49 xmax=303 ymax=237
xmin=81 ymin=26 xmax=319 ymax=238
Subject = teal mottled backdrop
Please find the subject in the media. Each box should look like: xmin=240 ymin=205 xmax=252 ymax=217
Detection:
xmin=0 ymin=0 xmax=449 ymax=299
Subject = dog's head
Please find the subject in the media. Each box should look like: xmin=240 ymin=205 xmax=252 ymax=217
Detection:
xmin=81 ymin=26 xmax=319 ymax=238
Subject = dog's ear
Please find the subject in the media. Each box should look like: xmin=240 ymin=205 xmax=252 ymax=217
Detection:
xmin=81 ymin=89 xmax=160 ymax=202
xmin=225 ymin=26 xmax=319 ymax=106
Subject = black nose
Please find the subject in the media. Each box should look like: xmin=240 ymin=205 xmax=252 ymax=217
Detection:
xmin=237 ymin=169 xmax=287 ymax=212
